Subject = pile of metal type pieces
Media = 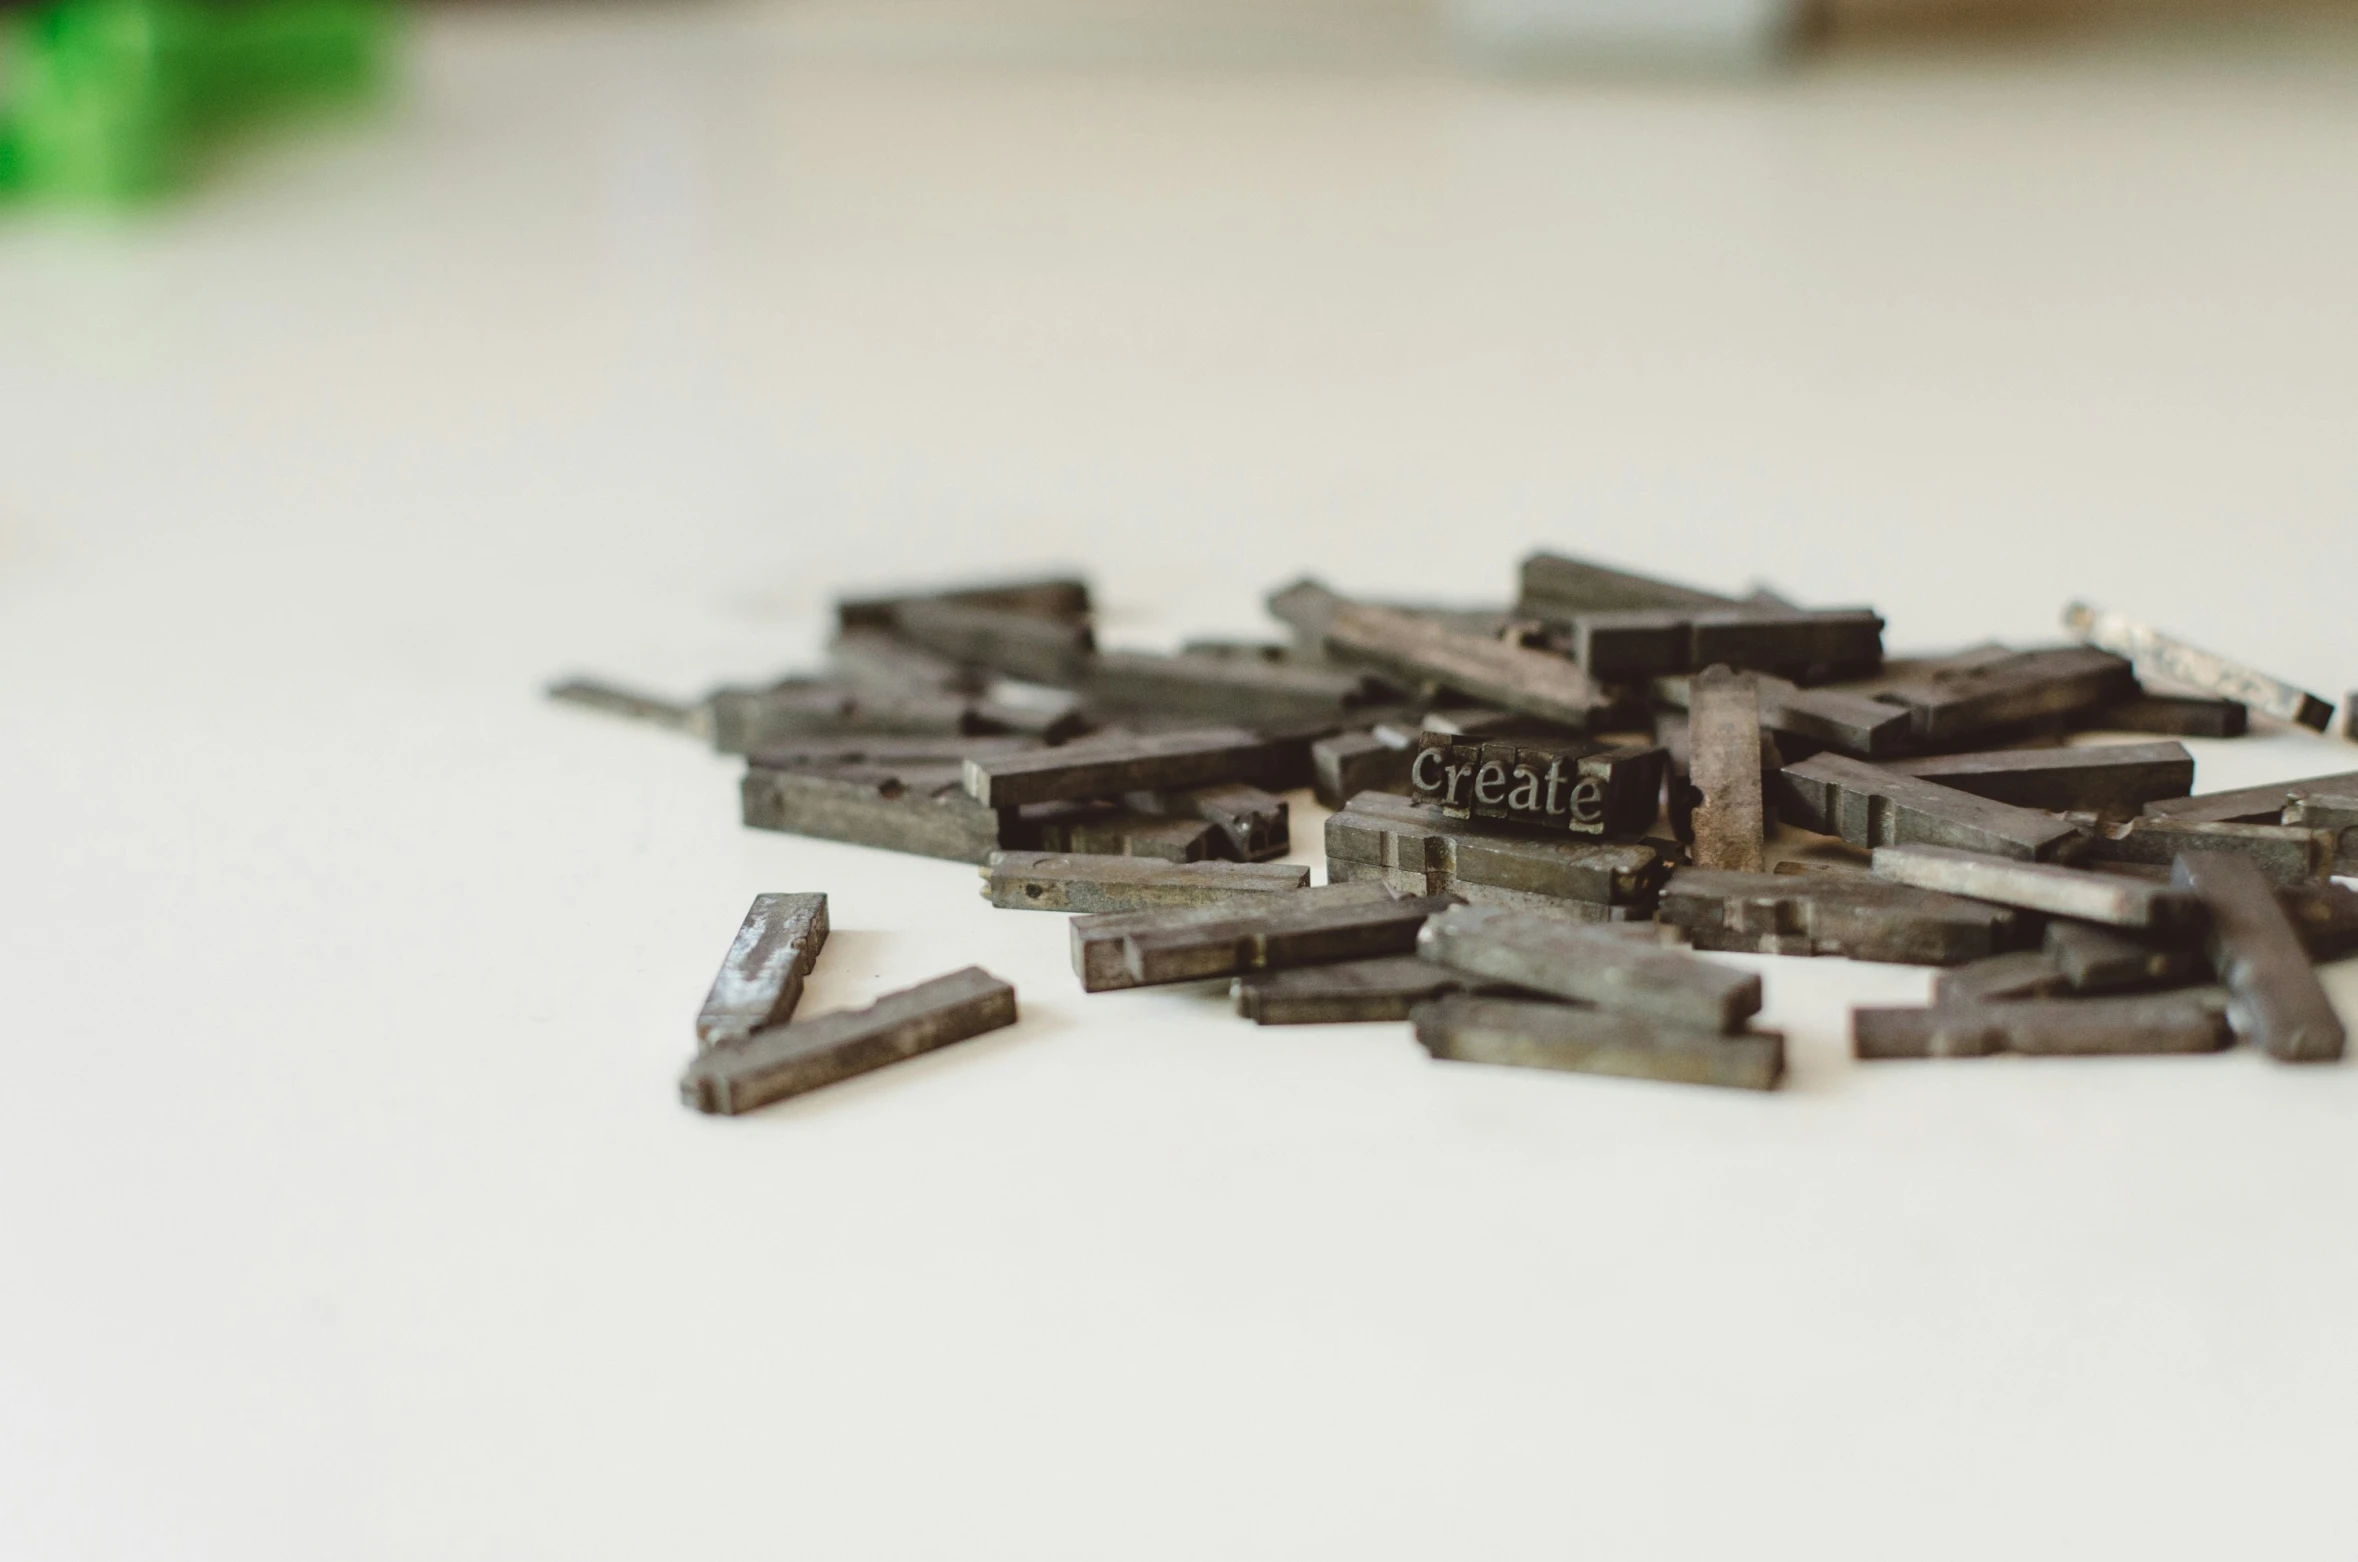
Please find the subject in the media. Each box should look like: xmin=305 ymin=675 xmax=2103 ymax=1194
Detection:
xmin=554 ymin=553 xmax=2358 ymax=1111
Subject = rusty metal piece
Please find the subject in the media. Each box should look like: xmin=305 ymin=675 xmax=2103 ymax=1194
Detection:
xmin=1408 ymin=732 xmax=1665 ymax=837
xmin=546 ymin=675 xmax=713 ymax=739
xmin=963 ymin=727 xmax=1276 ymax=808
xmin=695 ymin=893 xmax=831 ymax=1052
xmin=1853 ymin=991 xmax=2232 ymax=1059
xmin=1326 ymin=793 xmax=1671 ymax=913
xmin=2043 ymin=921 xmax=2207 ymax=993
xmin=1413 ymin=993 xmax=1784 ymax=1091
xmin=2175 ymin=851 xmax=2347 ymax=1062
xmin=1658 ymin=867 xmax=2019 ymax=965
xmin=1417 ymin=903 xmax=1761 ymax=1032
xmin=2065 ymin=602 xmax=2334 ymax=731
xmin=680 ymin=967 xmax=1018 ymax=1115
xmin=1874 ymin=646 xmax=2137 ymax=747
xmin=1234 ymin=955 xmax=1499 ymax=1025
xmin=1570 ymin=607 xmax=1885 ymax=682
xmin=1869 ymin=845 xmax=2206 ymax=934
xmin=1776 ymin=752 xmax=2089 ymax=862
xmin=1311 ymin=728 xmax=1414 ymax=809
xmin=1688 ymin=666 xmax=1765 ymax=872
xmin=1884 ymin=741 xmax=2193 ymax=818
xmin=2085 ymin=694 xmax=2248 ymax=739
xmin=1322 ymin=601 xmax=1614 ymax=730
xmin=2076 ymin=816 xmax=2337 ymax=885
xmin=742 ymin=762 xmax=1004 ymax=863
xmin=1122 ymin=782 xmax=1290 ymax=862
xmin=983 ymin=852 xmax=1308 ymax=913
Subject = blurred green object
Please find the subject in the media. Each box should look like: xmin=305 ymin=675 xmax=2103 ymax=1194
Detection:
xmin=0 ymin=0 xmax=393 ymax=204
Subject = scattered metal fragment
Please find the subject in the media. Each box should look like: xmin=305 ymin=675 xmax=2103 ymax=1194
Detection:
xmin=1658 ymin=867 xmax=2019 ymax=965
xmin=2043 ymin=921 xmax=2207 ymax=993
xmin=695 ymin=893 xmax=831 ymax=1052
xmin=742 ymin=763 xmax=1004 ymax=863
xmin=709 ymin=685 xmax=1056 ymax=753
xmin=1514 ymin=550 xmax=1737 ymax=619
xmin=1311 ymin=727 xmax=1414 ymax=809
xmin=2074 ymin=816 xmax=2337 ymax=885
xmin=1853 ymin=991 xmax=2232 ymax=1059
xmin=1413 ymin=994 xmax=1784 ymax=1091
xmin=1322 ymin=601 xmax=1614 ymax=730
xmin=1264 ymin=577 xmax=1515 ymax=652
xmin=1084 ymin=649 xmax=1390 ymax=725
xmin=2064 ymin=601 xmax=2334 ymax=732
xmin=1408 ymin=731 xmax=1665 ymax=838
xmin=1122 ymin=782 xmax=1290 ymax=862
xmin=1933 ymin=950 xmax=2071 ymax=1005
xmin=1688 ymin=666 xmax=1765 ymax=872
xmin=826 ymin=628 xmax=986 ymax=696
xmin=1234 ymin=955 xmax=1498 ymax=1025
xmin=1326 ymin=793 xmax=1671 ymax=914
xmin=2281 ymin=793 xmax=2358 ymax=874
xmin=1873 ymin=646 xmax=2137 ymax=747
xmin=2174 ymin=851 xmax=2347 ymax=1062
xmin=890 ymin=599 xmax=1098 ymax=686
xmin=1869 ymin=844 xmax=2206 ymax=934
xmin=983 ymin=852 xmax=1308 ymax=913
xmin=679 ymin=967 xmax=1019 ymax=1114
xmin=1417 ymin=903 xmax=1762 ymax=1033
xmin=1069 ymin=883 xmax=1453 ymax=991
xmin=1007 ymin=803 xmax=1217 ymax=862
xmin=744 ymin=735 xmax=1039 ymax=770
xmin=2141 ymin=769 xmax=2358 ymax=826
xmin=2085 ymin=694 xmax=2247 ymax=739
xmin=2278 ymin=880 xmax=2358 ymax=962
xmin=547 ymin=675 xmax=713 ymax=738
xmin=1568 ymin=607 xmax=1885 ymax=682
xmin=1884 ymin=741 xmax=2193 ymax=817
xmin=1069 ymin=891 xmax=1384 ymax=994
xmin=836 ymin=575 xmax=1092 ymax=632
xmin=962 ymin=727 xmax=1275 ymax=808
xmin=1775 ymin=752 xmax=2089 ymax=862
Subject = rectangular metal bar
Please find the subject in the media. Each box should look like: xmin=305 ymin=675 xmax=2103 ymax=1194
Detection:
xmin=1407 ymin=732 xmax=1665 ymax=837
xmin=1413 ymin=993 xmax=1784 ymax=1091
xmin=1689 ymin=666 xmax=1765 ymax=871
xmin=741 ymin=763 xmax=1005 ymax=863
xmin=962 ymin=727 xmax=1275 ymax=808
xmin=2043 ymin=921 xmax=2207 ymax=993
xmin=1002 ymin=802 xmax=1214 ymax=861
xmin=1083 ymin=649 xmax=1390 ymax=725
xmin=889 ymin=599 xmax=1098 ymax=686
xmin=1571 ymin=607 xmax=1885 ymax=682
xmin=694 ymin=893 xmax=831 ymax=1052
xmin=1417 ymin=903 xmax=1761 ymax=1032
xmin=1658 ymin=867 xmax=2021 ymax=965
xmin=1934 ymin=951 xmax=2072 ymax=1005
xmin=1326 ymin=793 xmax=1672 ymax=909
xmin=1066 ymin=882 xmax=1405 ymax=994
xmin=1869 ymin=844 xmax=2206 ymax=934
xmin=2085 ymin=694 xmax=2248 ymax=739
xmin=2077 ymin=816 xmax=2337 ymax=885
xmin=546 ymin=675 xmax=712 ymax=738
xmin=1853 ymin=991 xmax=2232 ymax=1059
xmin=1873 ymin=646 xmax=2137 ymax=747
xmin=1121 ymin=782 xmax=1290 ymax=862
xmin=2175 ymin=851 xmax=2347 ymax=1062
xmin=1514 ymin=550 xmax=1736 ymax=618
xmin=1322 ymin=601 xmax=1613 ymax=730
xmin=1119 ymin=888 xmax=1457 ymax=988
xmin=825 ymin=628 xmax=986 ymax=696
xmin=836 ymin=574 xmax=1092 ymax=631
xmin=2141 ymin=768 xmax=2358 ymax=826
xmin=2065 ymin=601 xmax=2334 ymax=731
xmin=982 ymin=852 xmax=1308 ymax=913
xmin=743 ymin=735 xmax=1040 ymax=770
xmin=1311 ymin=728 xmax=1413 ymax=810
xmin=2283 ymin=793 xmax=2358 ymax=875
xmin=1775 ymin=752 xmax=2089 ymax=862
xmin=2279 ymin=880 xmax=2358 ymax=962
xmin=1265 ymin=577 xmax=1516 ymax=649
xmin=1883 ymin=741 xmax=2194 ymax=817
xmin=710 ymin=684 xmax=1063 ymax=753
xmin=679 ymin=967 xmax=1019 ymax=1115
xmin=1235 ymin=955 xmax=1493 ymax=1025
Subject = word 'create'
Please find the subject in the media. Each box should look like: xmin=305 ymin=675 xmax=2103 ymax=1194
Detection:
xmin=1409 ymin=733 xmax=1663 ymax=837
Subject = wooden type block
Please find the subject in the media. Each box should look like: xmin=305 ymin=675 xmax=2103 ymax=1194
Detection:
xmin=1514 ymin=551 xmax=1736 ymax=619
xmin=1869 ymin=845 xmax=2206 ymax=934
xmin=546 ymin=675 xmax=712 ymax=738
xmin=2142 ymin=769 xmax=2358 ymax=826
xmin=1934 ymin=951 xmax=2072 ymax=1005
xmin=2085 ymin=694 xmax=2248 ymax=739
xmin=1571 ymin=607 xmax=1885 ymax=682
xmin=889 ymin=600 xmax=1097 ymax=686
xmin=1067 ymin=883 xmax=1404 ymax=993
xmin=680 ymin=967 xmax=1018 ymax=1115
xmin=1321 ymin=601 xmax=1615 ymax=730
xmin=1008 ymin=803 xmax=1217 ymax=862
xmin=1417 ymin=903 xmax=1761 ymax=1032
xmin=1408 ymin=732 xmax=1665 ymax=837
xmin=2077 ymin=817 xmax=2337 ymax=885
xmin=1413 ymin=994 xmax=1784 ymax=1091
xmin=1852 ymin=992 xmax=2232 ymax=1059
xmin=1775 ymin=752 xmax=2089 ymax=862
xmin=1311 ymin=728 xmax=1414 ymax=810
xmin=982 ymin=852 xmax=1308 ymax=913
xmin=1122 ymin=782 xmax=1290 ymax=862
xmin=825 ymin=628 xmax=987 ymax=696
xmin=695 ymin=893 xmax=831 ymax=1052
xmin=2175 ymin=852 xmax=2347 ymax=1062
xmin=1326 ymin=793 xmax=1671 ymax=910
xmin=1688 ymin=666 xmax=1765 ymax=872
xmin=836 ymin=575 xmax=1092 ymax=631
xmin=742 ymin=763 xmax=1004 ymax=863
xmin=1084 ymin=650 xmax=1390 ymax=725
xmin=1883 ymin=741 xmax=2194 ymax=817
xmin=1873 ymin=647 xmax=2137 ymax=747
xmin=2043 ymin=921 xmax=2206 ymax=993
xmin=1658 ymin=867 xmax=2019 ymax=965
xmin=1234 ymin=955 xmax=1495 ymax=1025
xmin=962 ymin=727 xmax=1275 ymax=808
xmin=1119 ymin=887 xmax=1458 ymax=988
xmin=2065 ymin=602 xmax=2334 ymax=731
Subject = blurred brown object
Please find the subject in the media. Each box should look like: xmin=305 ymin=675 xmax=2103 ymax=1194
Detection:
xmin=1826 ymin=0 xmax=2358 ymax=36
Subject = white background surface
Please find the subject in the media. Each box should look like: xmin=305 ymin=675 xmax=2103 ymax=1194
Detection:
xmin=4 ymin=9 xmax=2358 ymax=1558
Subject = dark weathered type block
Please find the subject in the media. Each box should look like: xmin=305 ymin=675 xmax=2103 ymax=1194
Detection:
xmin=1312 ymin=728 xmax=1414 ymax=809
xmin=2175 ymin=851 xmax=2346 ymax=1063
xmin=1884 ymin=741 xmax=2194 ymax=817
xmin=1234 ymin=955 xmax=1493 ymax=1025
xmin=695 ymin=893 xmax=831 ymax=1052
xmin=1658 ymin=867 xmax=2019 ymax=965
xmin=836 ymin=575 xmax=1091 ymax=632
xmin=2280 ymin=880 xmax=2358 ymax=962
xmin=1084 ymin=650 xmax=1389 ymax=725
xmin=1264 ymin=577 xmax=1515 ymax=650
xmin=1066 ymin=883 xmax=1449 ymax=992
xmin=1658 ymin=672 xmax=1905 ymax=762
xmin=1514 ymin=550 xmax=1736 ymax=619
xmin=1122 ymin=782 xmax=1290 ymax=863
xmin=1570 ymin=607 xmax=1885 ymax=682
xmin=1418 ymin=903 xmax=1761 ymax=1032
xmin=889 ymin=599 xmax=1098 ymax=686
xmin=2043 ymin=921 xmax=2207 ymax=993
xmin=1005 ymin=802 xmax=1215 ymax=862
xmin=1934 ymin=951 xmax=2071 ymax=1005
xmin=1853 ymin=991 xmax=2231 ymax=1059
xmin=1322 ymin=601 xmax=1614 ymax=730
xmin=744 ymin=735 xmax=1039 ymax=770
xmin=679 ymin=966 xmax=1018 ymax=1115
xmin=1776 ymin=752 xmax=2089 ymax=862
xmin=1408 ymin=732 xmax=1665 ymax=838
xmin=963 ymin=727 xmax=1274 ymax=808
xmin=826 ymin=628 xmax=986 ymax=696
xmin=742 ymin=763 xmax=1003 ymax=863
xmin=715 ymin=684 xmax=1078 ymax=753
xmin=1327 ymin=793 xmax=1671 ymax=913
xmin=1414 ymin=994 xmax=1784 ymax=1091
xmin=1869 ymin=845 xmax=2205 ymax=934
xmin=546 ymin=675 xmax=712 ymax=738
xmin=1688 ymin=666 xmax=1765 ymax=872
xmin=2076 ymin=817 xmax=2336 ymax=885
xmin=2141 ymin=769 xmax=2358 ymax=826
xmin=983 ymin=852 xmax=1308 ymax=913
xmin=1874 ymin=647 xmax=2137 ymax=747
xmin=2086 ymin=694 xmax=2248 ymax=739
xmin=2065 ymin=601 xmax=2334 ymax=732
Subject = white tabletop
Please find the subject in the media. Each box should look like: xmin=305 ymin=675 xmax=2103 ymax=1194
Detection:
xmin=4 ymin=10 xmax=2356 ymax=1558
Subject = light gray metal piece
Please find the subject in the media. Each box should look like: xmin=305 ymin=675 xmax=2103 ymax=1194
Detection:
xmin=1873 ymin=646 xmax=2137 ymax=747
xmin=2085 ymin=694 xmax=2248 ymax=739
xmin=1569 ymin=607 xmax=1885 ymax=682
xmin=2077 ymin=816 xmax=2337 ymax=885
xmin=837 ymin=575 xmax=1091 ymax=632
xmin=1311 ymin=728 xmax=1414 ymax=810
xmin=1084 ymin=649 xmax=1388 ymax=725
xmin=963 ymin=727 xmax=1275 ymax=808
xmin=1122 ymin=782 xmax=1290 ymax=863
xmin=1234 ymin=955 xmax=1499 ymax=1025
xmin=695 ymin=893 xmax=831 ymax=1052
xmin=1414 ymin=994 xmax=1784 ymax=1092
xmin=1322 ymin=601 xmax=1614 ymax=730
xmin=546 ymin=675 xmax=713 ymax=739
xmin=1869 ymin=845 xmax=2206 ymax=934
xmin=2065 ymin=601 xmax=2334 ymax=732
xmin=1934 ymin=951 xmax=2071 ymax=1005
xmin=2043 ymin=921 xmax=2207 ymax=993
xmin=1326 ymin=792 xmax=1671 ymax=910
xmin=826 ymin=628 xmax=986 ymax=696
xmin=1853 ymin=991 xmax=2232 ymax=1059
xmin=679 ymin=966 xmax=1019 ymax=1115
xmin=1514 ymin=551 xmax=1736 ymax=619
xmin=742 ymin=763 xmax=1004 ymax=863
xmin=1006 ymin=802 xmax=1216 ymax=862
xmin=1116 ymin=887 xmax=1457 ymax=988
xmin=1071 ymin=892 xmax=1399 ymax=993
xmin=2175 ymin=851 xmax=2347 ymax=1063
xmin=1884 ymin=741 xmax=2194 ymax=818
xmin=1408 ymin=732 xmax=1665 ymax=838
xmin=1689 ymin=666 xmax=1765 ymax=872
xmin=2141 ymin=769 xmax=2358 ymax=826
xmin=982 ymin=852 xmax=1309 ymax=913
xmin=1417 ymin=902 xmax=1761 ymax=1032
xmin=1658 ymin=867 xmax=2019 ymax=965
xmin=1776 ymin=752 xmax=2089 ymax=862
